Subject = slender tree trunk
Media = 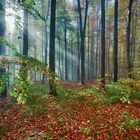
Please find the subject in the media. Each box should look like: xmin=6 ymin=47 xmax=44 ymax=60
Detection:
xmin=113 ymin=0 xmax=118 ymax=82
xmin=23 ymin=9 xmax=29 ymax=56
xmin=61 ymin=44 xmax=64 ymax=80
xmin=87 ymin=16 xmax=90 ymax=81
xmin=131 ymin=10 xmax=137 ymax=78
xmin=64 ymin=18 xmax=68 ymax=80
xmin=20 ymin=8 xmax=29 ymax=83
xmin=0 ymin=0 xmax=7 ymax=98
xmin=98 ymin=20 xmax=101 ymax=77
xmin=96 ymin=16 xmax=99 ymax=79
xmin=108 ymin=18 xmax=111 ymax=81
xmin=58 ymin=35 xmax=62 ymax=80
xmin=71 ymin=32 xmax=74 ymax=81
xmin=77 ymin=17 xmax=80 ymax=81
xmin=132 ymin=10 xmax=137 ymax=72
xmin=126 ymin=0 xmax=133 ymax=78
xmin=42 ymin=0 xmax=50 ymax=83
xmin=34 ymin=39 xmax=37 ymax=82
xmin=41 ymin=0 xmax=44 ymax=83
xmin=49 ymin=0 xmax=57 ymax=95
xmin=77 ymin=0 xmax=90 ymax=84
xmin=101 ymin=0 xmax=105 ymax=88
xmin=90 ymin=18 xmax=94 ymax=82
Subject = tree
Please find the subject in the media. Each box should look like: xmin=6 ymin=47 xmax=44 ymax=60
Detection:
xmin=49 ymin=0 xmax=57 ymax=95
xmin=64 ymin=1 xmax=68 ymax=81
xmin=20 ymin=7 xmax=29 ymax=82
xmin=113 ymin=0 xmax=118 ymax=82
xmin=126 ymin=0 xmax=133 ymax=78
xmin=42 ymin=0 xmax=50 ymax=83
xmin=23 ymin=8 xmax=29 ymax=56
xmin=77 ymin=0 xmax=90 ymax=84
xmin=100 ymin=0 xmax=105 ymax=88
xmin=0 ymin=0 xmax=7 ymax=98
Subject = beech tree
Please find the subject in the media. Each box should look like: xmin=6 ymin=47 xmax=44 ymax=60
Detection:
xmin=49 ymin=0 xmax=57 ymax=95
xmin=101 ymin=0 xmax=105 ymax=88
xmin=23 ymin=8 xmax=29 ymax=56
xmin=113 ymin=0 xmax=118 ymax=82
xmin=126 ymin=0 xmax=133 ymax=78
xmin=77 ymin=0 xmax=90 ymax=84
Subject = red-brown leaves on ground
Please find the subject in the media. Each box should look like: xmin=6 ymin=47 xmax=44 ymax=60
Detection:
xmin=0 ymin=95 xmax=140 ymax=140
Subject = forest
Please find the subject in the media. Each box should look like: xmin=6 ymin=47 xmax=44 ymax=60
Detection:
xmin=0 ymin=0 xmax=140 ymax=139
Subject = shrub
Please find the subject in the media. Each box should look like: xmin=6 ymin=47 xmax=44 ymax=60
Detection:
xmin=106 ymin=78 xmax=140 ymax=104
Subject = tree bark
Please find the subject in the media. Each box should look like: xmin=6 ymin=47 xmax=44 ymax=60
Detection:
xmin=49 ymin=0 xmax=57 ymax=95
xmin=126 ymin=0 xmax=133 ymax=78
xmin=100 ymin=0 xmax=105 ymax=88
xmin=0 ymin=0 xmax=7 ymax=98
xmin=113 ymin=0 xmax=118 ymax=82
xmin=77 ymin=0 xmax=90 ymax=84
xmin=23 ymin=9 xmax=29 ymax=56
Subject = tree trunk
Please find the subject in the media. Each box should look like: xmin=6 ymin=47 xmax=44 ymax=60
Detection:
xmin=126 ymin=0 xmax=133 ymax=78
xmin=64 ymin=17 xmax=68 ymax=80
xmin=49 ymin=0 xmax=57 ymax=95
xmin=58 ymin=35 xmax=62 ymax=80
xmin=87 ymin=16 xmax=90 ymax=81
xmin=42 ymin=0 xmax=50 ymax=83
xmin=23 ymin=9 xmax=29 ymax=56
xmin=113 ymin=0 xmax=118 ymax=82
xmin=0 ymin=0 xmax=7 ymax=98
xmin=20 ymin=8 xmax=29 ymax=83
xmin=90 ymin=19 xmax=94 ymax=82
xmin=100 ymin=0 xmax=105 ymax=88
xmin=77 ymin=0 xmax=90 ymax=84
xmin=77 ymin=17 xmax=80 ymax=81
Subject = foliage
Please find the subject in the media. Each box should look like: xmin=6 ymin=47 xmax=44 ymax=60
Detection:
xmin=9 ymin=54 xmax=57 ymax=104
xmin=1 ymin=87 xmax=140 ymax=139
xmin=0 ymin=73 xmax=10 ymax=93
xmin=0 ymin=37 xmax=57 ymax=104
xmin=18 ymin=0 xmax=35 ymax=8
xmin=22 ymin=84 xmax=49 ymax=117
xmin=106 ymin=78 xmax=140 ymax=104
xmin=119 ymin=111 xmax=140 ymax=130
xmin=10 ymin=77 xmax=33 ymax=104
xmin=0 ymin=37 xmax=18 ymax=54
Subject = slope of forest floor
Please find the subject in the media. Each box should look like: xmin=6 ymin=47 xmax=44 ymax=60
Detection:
xmin=0 ymin=83 xmax=140 ymax=140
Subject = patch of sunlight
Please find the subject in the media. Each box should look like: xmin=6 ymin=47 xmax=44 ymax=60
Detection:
xmin=6 ymin=0 xmax=23 ymax=35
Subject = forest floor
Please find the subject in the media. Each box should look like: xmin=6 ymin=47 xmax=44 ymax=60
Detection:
xmin=0 ymin=83 xmax=140 ymax=140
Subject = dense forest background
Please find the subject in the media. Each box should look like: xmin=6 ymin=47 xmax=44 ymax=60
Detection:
xmin=0 ymin=0 xmax=140 ymax=139
xmin=1 ymin=0 xmax=140 ymax=89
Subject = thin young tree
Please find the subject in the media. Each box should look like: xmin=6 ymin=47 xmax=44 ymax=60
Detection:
xmin=113 ymin=0 xmax=118 ymax=82
xmin=49 ymin=0 xmax=57 ymax=95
